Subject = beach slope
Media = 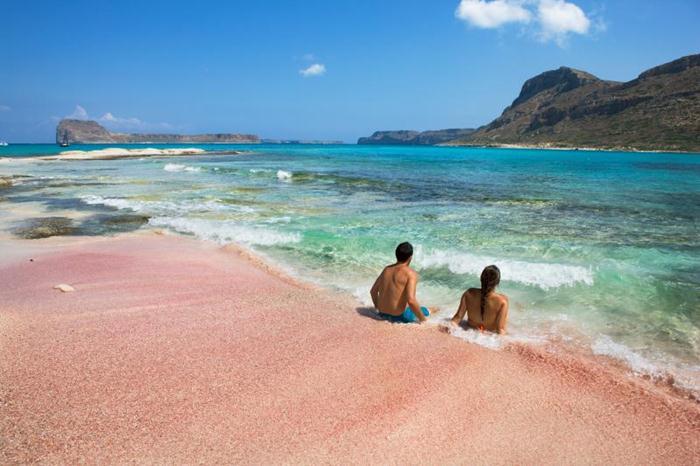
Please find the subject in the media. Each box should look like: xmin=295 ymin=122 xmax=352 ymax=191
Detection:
xmin=1 ymin=233 xmax=698 ymax=464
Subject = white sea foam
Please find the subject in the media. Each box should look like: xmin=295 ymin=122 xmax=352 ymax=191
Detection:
xmin=277 ymin=170 xmax=292 ymax=181
xmin=81 ymin=195 xmax=242 ymax=214
xmin=163 ymin=163 xmax=202 ymax=173
xmin=592 ymin=336 xmax=660 ymax=375
xmin=446 ymin=322 xmax=504 ymax=349
xmin=82 ymin=195 xmax=141 ymax=211
xmin=416 ymin=249 xmax=593 ymax=290
xmin=148 ymin=216 xmax=301 ymax=246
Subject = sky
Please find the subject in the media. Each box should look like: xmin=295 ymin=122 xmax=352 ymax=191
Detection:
xmin=0 ymin=0 xmax=698 ymax=143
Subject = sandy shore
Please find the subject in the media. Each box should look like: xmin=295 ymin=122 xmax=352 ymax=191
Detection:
xmin=1 ymin=232 xmax=698 ymax=464
xmin=35 ymin=147 xmax=247 ymax=161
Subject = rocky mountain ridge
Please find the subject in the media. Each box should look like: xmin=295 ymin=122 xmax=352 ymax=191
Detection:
xmin=358 ymin=54 xmax=700 ymax=152
xmin=56 ymin=120 xmax=260 ymax=144
xmin=358 ymin=128 xmax=475 ymax=145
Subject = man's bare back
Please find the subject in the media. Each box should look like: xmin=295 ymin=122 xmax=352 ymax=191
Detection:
xmin=370 ymin=242 xmax=430 ymax=323
xmin=372 ymin=263 xmax=417 ymax=315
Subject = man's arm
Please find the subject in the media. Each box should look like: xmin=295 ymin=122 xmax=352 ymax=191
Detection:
xmin=405 ymin=272 xmax=427 ymax=323
xmin=496 ymin=297 xmax=509 ymax=335
xmin=370 ymin=271 xmax=382 ymax=309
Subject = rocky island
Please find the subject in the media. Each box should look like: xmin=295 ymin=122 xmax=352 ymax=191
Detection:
xmin=358 ymin=54 xmax=700 ymax=152
xmin=56 ymin=119 xmax=260 ymax=145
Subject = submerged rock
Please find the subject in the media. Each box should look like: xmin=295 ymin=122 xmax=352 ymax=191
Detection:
xmin=76 ymin=214 xmax=150 ymax=236
xmin=12 ymin=217 xmax=77 ymax=239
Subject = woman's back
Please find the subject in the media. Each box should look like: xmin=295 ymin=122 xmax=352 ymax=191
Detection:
xmin=464 ymin=288 xmax=508 ymax=333
xmin=450 ymin=265 xmax=509 ymax=334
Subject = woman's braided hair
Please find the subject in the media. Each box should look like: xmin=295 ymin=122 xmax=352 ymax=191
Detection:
xmin=480 ymin=265 xmax=501 ymax=319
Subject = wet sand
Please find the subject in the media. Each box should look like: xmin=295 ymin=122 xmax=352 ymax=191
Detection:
xmin=1 ymin=232 xmax=698 ymax=464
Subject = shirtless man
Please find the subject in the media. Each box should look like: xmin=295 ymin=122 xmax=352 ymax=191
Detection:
xmin=450 ymin=265 xmax=509 ymax=334
xmin=370 ymin=242 xmax=431 ymax=324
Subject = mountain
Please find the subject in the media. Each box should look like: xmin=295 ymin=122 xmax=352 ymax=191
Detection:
xmin=358 ymin=128 xmax=475 ymax=145
xmin=356 ymin=54 xmax=700 ymax=152
xmin=452 ymin=54 xmax=700 ymax=151
xmin=56 ymin=119 xmax=260 ymax=144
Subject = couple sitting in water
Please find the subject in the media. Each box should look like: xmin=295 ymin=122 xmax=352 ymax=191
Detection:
xmin=370 ymin=242 xmax=509 ymax=334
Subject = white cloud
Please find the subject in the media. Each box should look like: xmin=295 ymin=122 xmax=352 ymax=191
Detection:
xmin=66 ymin=104 xmax=89 ymax=120
xmin=62 ymin=105 xmax=171 ymax=131
xmin=299 ymin=63 xmax=326 ymax=77
xmin=99 ymin=112 xmax=143 ymax=128
xmin=455 ymin=0 xmax=594 ymax=46
xmin=455 ymin=0 xmax=531 ymax=28
xmin=537 ymin=0 xmax=591 ymax=45
xmin=0 ymin=104 xmax=10 ymax=112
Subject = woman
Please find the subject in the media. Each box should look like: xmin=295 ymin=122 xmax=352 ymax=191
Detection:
xmin=450 ymin=265 xmax=509 ymax=334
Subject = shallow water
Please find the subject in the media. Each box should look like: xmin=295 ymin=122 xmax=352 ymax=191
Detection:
xmin=1 ymin=143 xmax=699 ymax=389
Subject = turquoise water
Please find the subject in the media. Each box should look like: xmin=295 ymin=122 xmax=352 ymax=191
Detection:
xmin=1 ymin=144 xmax=699 ymax=388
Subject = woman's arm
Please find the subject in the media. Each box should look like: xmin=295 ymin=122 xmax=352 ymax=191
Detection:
xmin=450 ymin=292 xmax=469 ymax=325
xmin=496 ymin=296 xmax=509 ymax=335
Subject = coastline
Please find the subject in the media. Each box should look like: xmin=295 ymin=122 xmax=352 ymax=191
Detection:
xmin=1 ymin=230 xmax=698 ymax=463
xmin=439 ymin=141 xmax=700 ymax=154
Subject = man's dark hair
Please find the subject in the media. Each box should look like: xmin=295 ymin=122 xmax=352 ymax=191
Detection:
xmin=395 ymin=242 xmax=413 ymax=263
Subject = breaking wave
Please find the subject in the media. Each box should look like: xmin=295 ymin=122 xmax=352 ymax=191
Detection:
xmin=80 ymin=195 xmax=251 ymax=214
xmin=163 ymin=163 xmax=202 ymax=173
xmin=148 ymin=216 xmax=301 ymax=246
xmin=417 ymin=249 xmax=593 ymax=290
xmin=277 ymin=170 xmax=293 ymax=181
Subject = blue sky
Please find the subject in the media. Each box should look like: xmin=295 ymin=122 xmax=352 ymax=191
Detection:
xmin=0 ymin=0 xmax=698 ymax=142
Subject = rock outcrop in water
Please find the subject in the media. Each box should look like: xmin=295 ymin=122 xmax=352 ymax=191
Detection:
xmin=358 ymin=54 xmax=700 ymax=152
xmin=358 ymin=128 xmax=475 ymax=145
xmin=56 ymin=119 xmax=260 ymax=145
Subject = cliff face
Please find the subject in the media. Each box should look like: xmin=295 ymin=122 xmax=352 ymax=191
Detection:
xmin=455 ymin=54 xmax=700 ymax=151
xmin=358 ymin=128 xmax=474 ymax=145
xmin=56 ymin=120 xmax=260 ymax=144
xmin=57 ymin=120 xmax=114 ymax=144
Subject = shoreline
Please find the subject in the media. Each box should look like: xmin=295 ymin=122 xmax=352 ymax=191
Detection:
xmin=3 ymin=142 xmax=700 ymax=158
xmin=439 ymin=141 xmax=700 ymax=154
xmin=1 ymin=231 xmax=698 ymax=463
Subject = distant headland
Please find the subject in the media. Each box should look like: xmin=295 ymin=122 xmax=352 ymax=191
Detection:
xmin=358 ymin=53 xmax=700 ymax=152
xmin=56 ymin=119 xmax=260 ymax=145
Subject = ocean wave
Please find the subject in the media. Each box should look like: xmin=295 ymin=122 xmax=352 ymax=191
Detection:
xmin=445 ymin=322 xmax=504 ymax=349
xmin=163 ymin=163 xmax=202 ymax=173
xmin=80 ymin=195 xmax=245 ymax=214
xmin=592 ymin=336 xmax=700 ymax=394
xmin=148 ymin=216 xmax=301 ymax=246
xmin=417 ymin=249 xmax=593 ymax=290
xmin=277 ymin=170 xmax=293 ymax=181
xmin=592 ymin=336 xmax=660 ymax=375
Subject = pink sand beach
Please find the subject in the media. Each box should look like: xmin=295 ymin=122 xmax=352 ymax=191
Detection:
xmin=1 ymin=232 xmax=698 ymax=464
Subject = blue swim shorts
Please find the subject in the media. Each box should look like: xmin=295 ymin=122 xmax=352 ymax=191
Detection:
xmin=379 ymin=306 xmax=430 ymax=323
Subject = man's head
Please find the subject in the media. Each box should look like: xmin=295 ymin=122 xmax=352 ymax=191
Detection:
xmin=395 ymin=242 xmax=413 ymax=263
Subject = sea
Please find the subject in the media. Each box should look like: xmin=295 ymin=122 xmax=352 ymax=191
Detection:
xmin=1 ymin=143 xmax=699 ymax=391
